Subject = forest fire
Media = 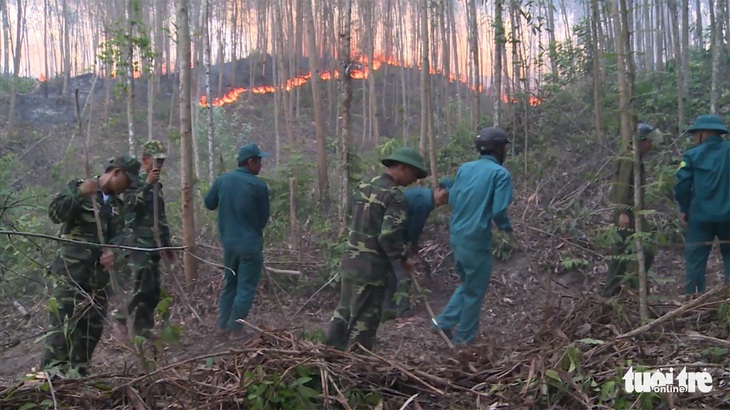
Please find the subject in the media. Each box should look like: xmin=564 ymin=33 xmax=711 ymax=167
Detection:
xmin=192 ymin=52 xmax=542 ymax=108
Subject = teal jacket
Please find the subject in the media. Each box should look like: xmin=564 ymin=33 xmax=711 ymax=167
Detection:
xmin=404 ymin=187 xmax=435 ymax=244
xmin=449 ymin=155 xmax=513 ymax=251
xmin=204 ymin=167 xmax=270 ymax=252
xmin=674 ymin=135 xmax=730 ymax=222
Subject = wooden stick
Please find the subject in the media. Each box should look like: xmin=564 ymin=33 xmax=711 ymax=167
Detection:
xmin=0 ymin=230 xmax=185 ymax=251
xmin=617 ymin=286 xmax=726 ymax=339
xmin=411 ymin=273 xmax=455 ymax=350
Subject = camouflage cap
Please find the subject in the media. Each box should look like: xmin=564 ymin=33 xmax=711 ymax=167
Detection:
xmin=142 ymin=140 xmax=167 ymax=159
xmin=108 ymin=154 xmax=141 ymax=179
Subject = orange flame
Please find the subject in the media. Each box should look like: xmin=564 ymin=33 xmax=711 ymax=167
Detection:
xmin=38 ymin=75 xmax=47 ymax=82
xmin=110 ymin=68 xmax=143 ymax=79
xmin=198 ymin=53 xmax=542 ymax=108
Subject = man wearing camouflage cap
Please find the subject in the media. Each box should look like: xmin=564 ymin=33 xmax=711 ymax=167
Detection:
xmin=41 ymin=155 xmax=139 ymax=375
xmin=114 ymin=140 xmax=172 ymax=339
xmin=603 ymin=123 xmax=663 ymax=297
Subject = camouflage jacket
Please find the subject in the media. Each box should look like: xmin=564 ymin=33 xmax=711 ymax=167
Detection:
xmin=609 ymin=150 xmax=646 ymax=223
xmin=49 ymin=178 xmax=126 ymax=263
xmin=123 ymin=171 xmax=171 ymax=248
xmin=340 ymin=173 xmax=408 ymax=286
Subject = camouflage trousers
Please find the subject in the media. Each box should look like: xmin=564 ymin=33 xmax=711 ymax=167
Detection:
xmin=325 ymin=277 xmax=385 ymax=352
xmin=381 ymin=262 xmax=413 ymax=321
xmin=41 ymin=256 xmax=109 ymax=375
xmin=602 ymin=227 xmax=655 ymax=297
xmin=110 ymin=250 xmax=162 ymax=335
xmin=125 ymin=252 xmax=161 ymax=333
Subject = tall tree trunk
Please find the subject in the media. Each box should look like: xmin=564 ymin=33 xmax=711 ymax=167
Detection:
xmin=709 ymin=0 xmax=720 ymax=113
xmin=493 ymin=0 xmax=504 ymax=126
xmin=43 ymin=0 xmax=49 ymax=97
xmin=467 ymin=0 xmax=480 ymax=128
xmin=126 ymin=0 xmax=136 ymax=154
xmin=591 ymin=0 xmax=603 ymax=143
xmin=681 ymin=0 xmax=689 ymax=94
xmin=305 ymin=0 xmax=328 ymax=202
xmin=695 ymin=0 xmax=703 ymax=49
xmin=204 ymin=0 xmax=214 ymax=182
xmin=338 ymin=0 xmax=353 ymax=232
xmin=655 ymin=0 xmax=664 ymax=70
xmin=419 ymin=0 xmax=431 ymax=155
xmin=668 ymin=0 xmax=684 ymax=133
xmin=62 ymin=0 xmax=70 ymax=94
xmin=6 ymin=0 xmax=23 ymax=134
xmin=178 ymin=0 xmax=198 ymax=290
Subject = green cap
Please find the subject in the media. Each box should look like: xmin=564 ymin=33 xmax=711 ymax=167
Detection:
xmin=686 ymin=114 xmax=729 ymax=134
xmin=381 ymin=147 xmax=428 ymax=179
xmin=237 ymin=143 xmax=270 ymax=163
xmin=108 ymin=154 xmax=141 ymax=179
xmin=142 ymin=140 xmax=167 ymax=159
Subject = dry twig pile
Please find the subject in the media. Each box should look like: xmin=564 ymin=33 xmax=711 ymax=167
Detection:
xmin=1 ymin=286 xmax=729 ymax=409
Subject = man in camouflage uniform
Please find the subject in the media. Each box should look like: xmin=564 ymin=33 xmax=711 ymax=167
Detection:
xmin=325 ymin=147 xmax=427 ymax=352
xmin=602 ymin=123 xmax=663 ymax=297
xmin=115 ymin=140 xmax=172 ymax=338
xmin=41 ymin=155 xmax=139 ymax=375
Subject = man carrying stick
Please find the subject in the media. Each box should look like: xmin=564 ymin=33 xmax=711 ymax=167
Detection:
xmin=113 ymin=141 xmax=173 ymax=339
xmin=41 ymin=155 xmax=139 ymax=376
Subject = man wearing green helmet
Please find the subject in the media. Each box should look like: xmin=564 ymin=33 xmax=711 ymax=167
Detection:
xmin=432 ymin=127 xmax=514 ymax=346
xmin=602 ymin=123 xmax=663 ymax=297
xmin=325 ymin=147 xmax=428 ymax=352
xmin=674 ymin=114 xmax=730 ymax=294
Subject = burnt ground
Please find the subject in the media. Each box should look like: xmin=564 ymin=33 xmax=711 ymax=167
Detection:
xmin=1 ymin=224 xmax=727 ymax=385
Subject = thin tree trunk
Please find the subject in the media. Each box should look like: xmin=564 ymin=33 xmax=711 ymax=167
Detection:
xmin=668 ymin=0 xmax=684 ymax=133
xmin=204 ymin=0 xmax=214 ymax=182
xmin=305 ymin=0 xmax=328 ymax=202
xmin=126 ymin=0 xmax=136 ymax=154
xmin=467 ymin=0 xmax=480 ymax=128
xmin=6 ymin=0 xmax=24 ymax=134
xmin=709 ymin=0 xmax=720 ymax=113
xmin=493 ymin=0 xmax=504 ymax=126
xmin=62 ymin=0 xmax=70 ymax=94
xmin=338 ymin=0 xmax=353 ymax=232
xmin=178 ymin=0 xmax=198 ymax=290
xmin=591 ymin=0 xmax=603 ymax=144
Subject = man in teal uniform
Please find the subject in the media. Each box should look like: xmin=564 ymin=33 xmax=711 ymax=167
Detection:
xmin=382 ymin=178 xmax=453 ymax=321
xmin=41 ymin=155 xmax=139 ymax=375
xmin=325 ymin=147 xmax=427 ymax=352
xmin=205 ymin=143 xmax=270 ymax=339
xmin=674 ymin=114 xmax=730 ymax=294
xmin=432 ymin=127 xmax=513 ymax=346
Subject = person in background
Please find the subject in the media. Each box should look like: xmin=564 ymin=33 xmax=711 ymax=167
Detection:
xmin=41 ymin=155 xmax=139 ymax=376
xmin=114 ymin=140 xmax=173 ymax=340
xmin=432 ymin=127 xmax=513 ymax=346
xmin=382 ymin=177 xmax=453 ymax=321
xmin=674 ymin=114 xmax=730 ymax=295
xmin=602 ymin=123 xmax=663 ymax=297
xmin=325 ymin=147 xmax=428 ymax=352
xmin=205 ymin=143 xmax=270 ymax=340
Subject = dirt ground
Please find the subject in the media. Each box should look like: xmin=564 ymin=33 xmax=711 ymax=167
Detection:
xmin=1 ymin=236 xmax=727 ymax=384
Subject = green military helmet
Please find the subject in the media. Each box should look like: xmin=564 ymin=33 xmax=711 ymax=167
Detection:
xmin=381 ymin=147 xmax=428 ymax=179
xmin=108 ymin=154 xmax=141 ymax=179
xmin=142 ymin=140 xmax=168 ymax=159
xmin=685 ymin=114 xmax=729 ymax=135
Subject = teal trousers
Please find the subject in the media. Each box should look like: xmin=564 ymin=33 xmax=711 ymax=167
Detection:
xmin=684 ymin=221 xmax=730 ymax=294
xmin=218 ymin=248 xmax=263 ymax=330
xmin=434 ymin=246 xmax=493 ymax=345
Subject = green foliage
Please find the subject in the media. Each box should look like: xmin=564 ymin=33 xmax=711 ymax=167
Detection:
xmin=0 ymin=75 xmax=38 ymax=94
